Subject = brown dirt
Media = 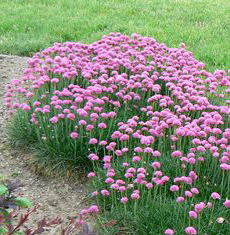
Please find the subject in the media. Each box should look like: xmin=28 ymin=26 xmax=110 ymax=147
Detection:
xmin=0 ymin=55 xmax=93 ymax=234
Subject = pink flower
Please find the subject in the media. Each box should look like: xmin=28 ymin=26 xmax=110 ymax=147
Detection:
xmin=152 ymin=162 xmax=161 ymax=169
xmin=99 ymin=140 xmax=107 ymax=146
xmin=207 ymin=202 xmax=212 ymax=208
xmin=87 ymin=172 xmax=96 ymax=178
xmin=211 ymin=192 xmax=221 ymax=200
xmin=170 ymin=185 xmax=180 ymax=192
xmin=122 ymin=162 xmax=129 ymax=167
xmin=115 ymin=150 xmax=123 ymax=156
xmin=92 ymin=191 xmax=98 ymax=197
xmin=223 ymin=199 xmax=230 ymax=208
xmin=140 ymin=136 xmax=152 ymax=145
xmin=86 ymin=124 xmax=94 ymax=131
xmin=134 ymin=147 xmax=143 ymax=153
xmin=90 ymin=154 xmax=99 ymax=161
xmin=176 ymin=197 xmax=185 ymax=203
xmin=98 ymin=122 xmax=107 ymax=129
xmin=185 ymin=227 xmax=197 ymax=234
xmin=122 ymin=147 xmax=129 ymax=152
xmin=220 ymin=163 xmax=230 ymax=170
xmin=194 ymin=202 xmax=205 ymax=212
xmin=88 ymin=205 xmax=99 ymax=213
xmin=22 ymin=104 xmax=31 ymax=111
xmin=101 ymin=189 xmax=110 ymax=196
xmin=70 ymin=132 xmax=78 ymax=139
xmin=50 ymin=116 xmax=58 ymax=123
xmin=171 ymin=151 xmax=182 ymax=158
xmin=189 ymin=211 xmax=198 ymax=219
xmin=191 ymin=188 xmax=199 ymax=194
xmin=119 ymin=186 xmax=126 ymax=192
xmin=164 ymin=229 xmax=174 ymax=235
xmin=131 ymin=192 xmax=140 ymax=200
xmin=121 ymin=197 xmax=128 ymax=204
xmin=185 ymin=191 xmax=193 ymax=198
xmin=89 ymin=138 xmax=98 ymax=144
xmin=146 ymin=183 xmax=153 ymax=189
xmin=152 ymin=151 xmax=161 ymax=157
xmin=110 ymin=184 xmax=119 ymax=190
xmin=120 ymin=134 xmax=130 ymax=142
xmin=79 ymin=120 xmax=87 ymax=125
xmin=105 ymin=177 xmax=114 ymax=184
xmin=77 ymin=109 xmax=88 ymax=117
xmin=125 ymin=173 xmax=133 ymax=178
xmin=132 ymin=156 xmax=141 ymax=162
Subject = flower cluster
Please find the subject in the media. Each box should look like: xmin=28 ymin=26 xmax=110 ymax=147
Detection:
xmin=5 ymin=33 xmax=230 ymax=234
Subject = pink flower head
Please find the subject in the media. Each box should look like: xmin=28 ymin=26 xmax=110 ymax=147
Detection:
xmin=176 ymin=196 xmax=185 ymax=203
xmin=50 ymin=116 xmax=58 ymax=123
xmin=152 ymin=162 xmax=161 ymax=169
xmin=134 ymin=147 xmax=143 ymax=153
xmin=171 ymin=150 xmax=182 ymax=158
xmin=70 ymin=132 xmax=78 ymax=139
xmin=122 ymin=147 xmax=129 ymax=152
xmin=86 ymin=124 xmax=94 ymax=131
xmin=22 ymin=104 xmax=31 ymax=111
xmin=146 ymin=183 xmax=153 ymax=189
xmin=115 ymin=150 xmax=123 ymax=156
xmin=223 ymin=199 xmax=230 ymax=208
xmin=80 ymin=208 xmax=89 ymax=215
xmin=132 ymin=156 xmax=141 ymax=162
xmin=119 ymin=186 xmax=126 ymax=192
xmin=220 ymin=163 xmax=230 ymax=170
xmin=185 ymin=191 xmax=193 ymax=198
xmin=110 ymin=184 xmax=119 ymax=190
xmin=194 ymin=202 xmax=206 ymax=213
xmin=105 ymin=177 xmax=114 ymax=184
xmin=191 ymin=188 xmax=199 ymax=194
xmin=99 ymin=140 xmax=107 ymax=146
xmin=120 ymin=134 xmax=130 ymax=142
xmin=152 ymin=151 xmax=161 ymax=157
xmin=87 ymin=172 xmax=96 ymax=178
xmin=90 ymin=154 xmax=99 ymax=161
xmin=92 ymin=191 xmax=98 ymax=197
xmin=185 ymin=227 xmax=197 ymax=234
xmin=140 ymin=136 xmax=152 ymax=146
xmin=211 ymin=192 xmax=221 ymax=200
xmin=131 ymin=192 xmax=140 ymax=200
xmin=189 ymin=211 xmax=198 ymax=219
xmin=98 ymin=122 xmax=107 ymax=129
xmin=89 ymin=138 xmax=98 ymax=144
xmin=122 ymin=162 xmax=129 ymax=167
xmin=121 ymin=197 xmax=128 ymax=204
xmin=170 ymin=185 xmax=180 ymax=192
xmin=79 ymin=120 xmax=87 ymax=125
xmin=164 ymin=229 xmax=174 ymax=235
xmin=101 ymin=189 xmax=110 ymax=196
xmin=88 ymin=205 xmax=99 ymax=213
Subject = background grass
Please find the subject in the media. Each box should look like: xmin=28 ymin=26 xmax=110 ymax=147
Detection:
xmin=0 ymin=0 xmax=229 ymax=72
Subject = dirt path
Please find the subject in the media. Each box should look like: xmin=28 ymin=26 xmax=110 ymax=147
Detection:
xmin=0 ymin=55 xmax=89 ymax=234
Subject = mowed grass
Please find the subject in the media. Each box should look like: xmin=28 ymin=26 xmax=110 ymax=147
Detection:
xmin=0 ymin=0 xmax=229 ymax=72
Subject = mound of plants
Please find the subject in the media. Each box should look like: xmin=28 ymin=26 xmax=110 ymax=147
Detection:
xmin=5 ymin=33 xmax=230 ymax=234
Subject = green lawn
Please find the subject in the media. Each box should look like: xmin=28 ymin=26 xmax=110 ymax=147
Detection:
xmin=0 ymin=0 xmax=229 ymax=72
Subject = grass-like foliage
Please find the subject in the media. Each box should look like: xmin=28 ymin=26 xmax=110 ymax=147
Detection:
xmin=5 ymin=33 xmax=230 ymax=234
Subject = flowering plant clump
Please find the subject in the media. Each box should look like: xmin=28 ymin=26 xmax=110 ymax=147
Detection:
xmin=5 ymin=33 xmax=230 ymax=234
